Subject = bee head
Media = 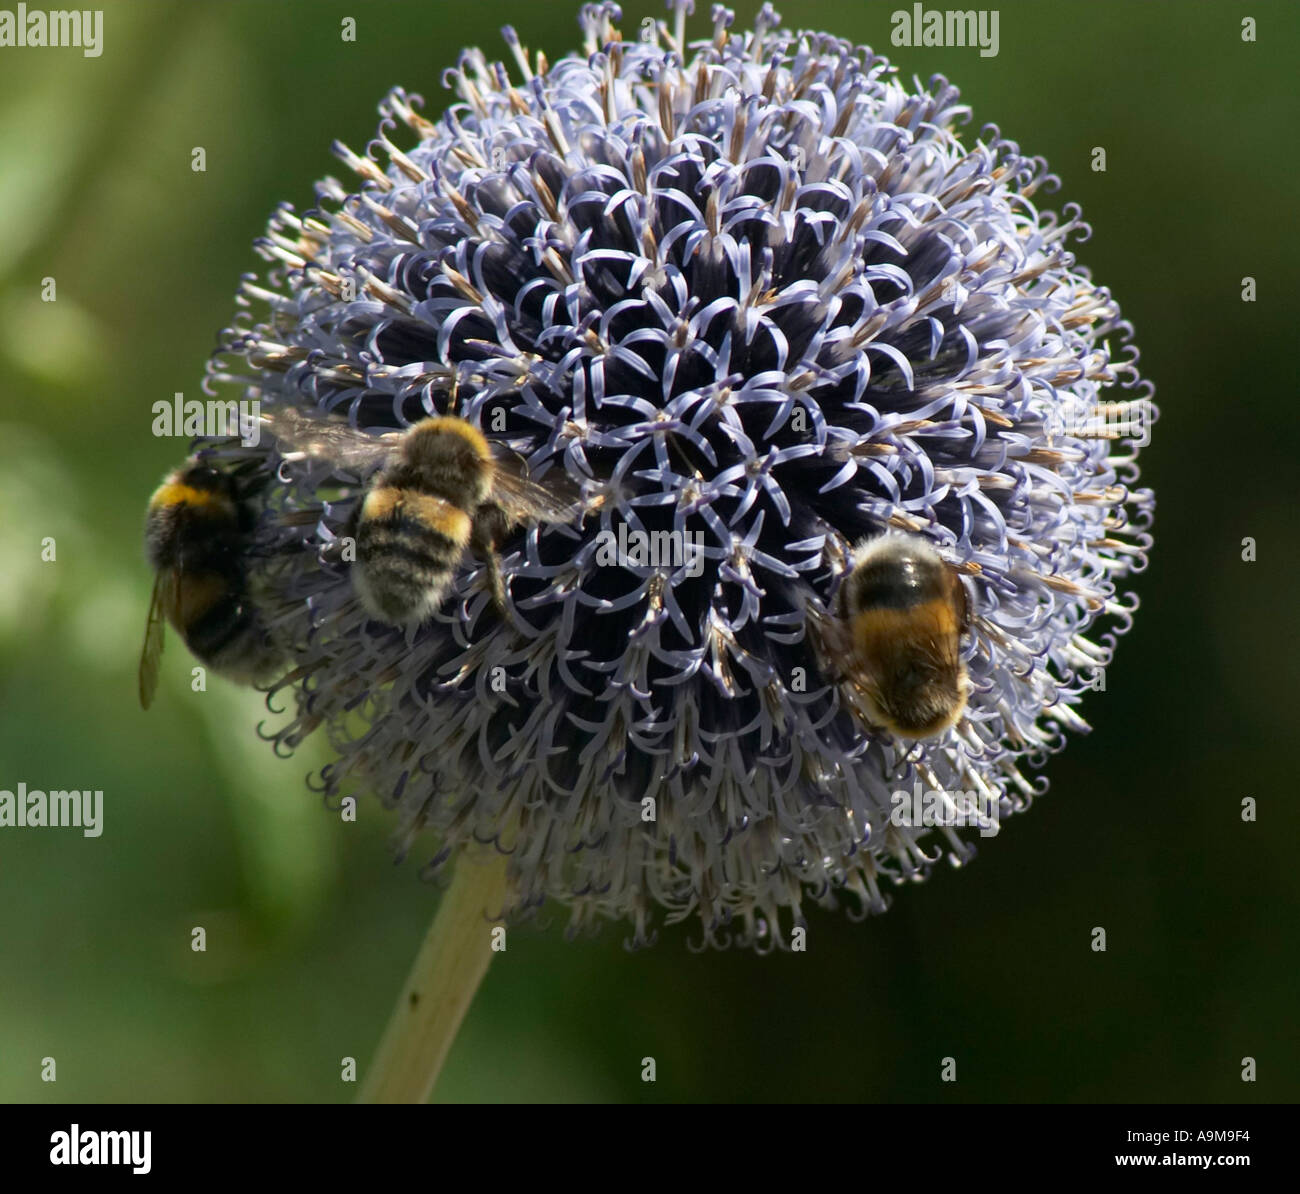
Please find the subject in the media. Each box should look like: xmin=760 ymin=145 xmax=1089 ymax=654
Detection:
xmin=177 ymin=463 xmax=227 ymax=488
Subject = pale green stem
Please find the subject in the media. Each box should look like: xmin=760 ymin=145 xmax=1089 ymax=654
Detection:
xmin=357 ymin=847 xmax=509 ymax=1104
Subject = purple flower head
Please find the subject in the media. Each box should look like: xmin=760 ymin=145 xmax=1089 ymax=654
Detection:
xmin=201 ymin=2 xmax=1154 ymax=949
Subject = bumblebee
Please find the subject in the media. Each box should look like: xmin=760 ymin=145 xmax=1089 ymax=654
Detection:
xmin=263 ymin=409 xmax=583 ymax=626
xmin=139 ymin=462 xmax=280 ymax=709
xmin=820 ymin=532 xmax=970 ymax=739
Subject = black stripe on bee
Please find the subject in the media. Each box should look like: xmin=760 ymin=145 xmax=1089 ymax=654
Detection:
xmin=356 ymin=520 xmax=464 ymax=568
xmin=839 ymin=547 xmax=953 ymax=614
xmin=185 ymin=592 xmax=258 ymax=662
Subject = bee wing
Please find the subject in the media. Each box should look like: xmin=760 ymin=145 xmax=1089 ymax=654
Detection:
xmin=489 ymin=463 xmax=588 ymax=526
xmin=804 ymin=600 xmax=849 ymax=681
xmin=260 ymin=408 xmax=400 ymax=472
xmin=138 ymin=571 xmax=172 ymax=710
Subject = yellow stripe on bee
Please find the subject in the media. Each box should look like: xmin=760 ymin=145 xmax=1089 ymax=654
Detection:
xmin=409 ymin=416 xmax=492 ymax=462
xmin=362 ymin=487 xmax=472 ymax=543
xmin=849 ymin=598 xmax=962 ymax=647
xmin=149 ymin=482 xmax=234 ymax=515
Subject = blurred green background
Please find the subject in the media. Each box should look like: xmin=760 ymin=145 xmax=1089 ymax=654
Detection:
xmin=0 ymin=0 xmax=1295 ymax=1103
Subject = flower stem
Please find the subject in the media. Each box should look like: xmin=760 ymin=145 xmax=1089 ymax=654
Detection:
xmin=357 ymin=847 xmax=509 ymax=1104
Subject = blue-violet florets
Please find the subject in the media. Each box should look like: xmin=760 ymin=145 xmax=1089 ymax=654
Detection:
xmin=204 ymin=2 xmax=1154 ymax=948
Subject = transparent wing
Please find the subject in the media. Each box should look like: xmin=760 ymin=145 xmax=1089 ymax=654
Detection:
xmin=489 ymin=462 xmax=588 ymax=526
xmin=260 ymin=408 xmax=401 ymax=472
xmin=138 ymin=571 xmax=172 ymax=710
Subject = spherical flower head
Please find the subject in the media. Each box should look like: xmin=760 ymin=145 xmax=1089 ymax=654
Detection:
xmin=205 ymin=2 xmax=1154 ymax=949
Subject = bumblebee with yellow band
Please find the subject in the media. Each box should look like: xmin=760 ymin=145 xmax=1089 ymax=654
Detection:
xmin=818 ymin=533 xmax=972 ymax=740
xmin=138 ymin=462 xmax=280 ymax=709
xmin=264 ymin=411 xmax=587 ymax=628
xmin=139 ymin=413 xmax=591 ymax=707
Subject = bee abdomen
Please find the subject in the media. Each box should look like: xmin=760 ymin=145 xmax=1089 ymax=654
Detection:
xmin=354 ymin=489 xmax=471 ymax=623
xmin=876 ymin=679 xmax=963 ymax=737
xmin=359 ymin=488 xmax=472 ymax=545
xmin=187 ymin=598 xmax=248 ymax=654
xmin=353 ymin=545 xmax=456 ymax=623
xmin=178 ymin=580 xmax=272 ymax=679
xmin=847 ymin=602 xmax=967 ymax=737
xmin=848 ymin=600 xmax=965 ymax=650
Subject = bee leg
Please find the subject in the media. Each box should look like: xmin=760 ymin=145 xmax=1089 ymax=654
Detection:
xmin=481 ymin=544 xmax=507 ymax=612
xmin=470 ymin=504 xmax=511 ymax=613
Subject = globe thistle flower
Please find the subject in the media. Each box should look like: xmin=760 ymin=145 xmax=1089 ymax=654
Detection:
xmin=201 ymin=1 xmax=1154 ymax=951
